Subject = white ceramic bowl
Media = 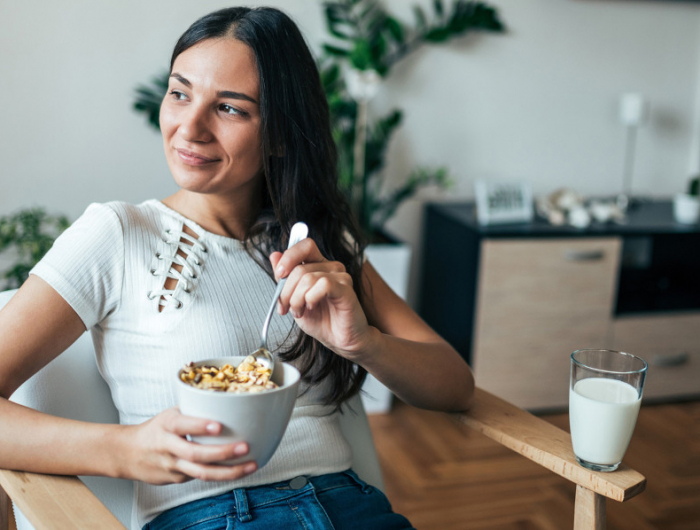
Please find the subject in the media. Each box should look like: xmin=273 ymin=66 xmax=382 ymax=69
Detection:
xmin=177 ymin=357 xmax=300 ymax=468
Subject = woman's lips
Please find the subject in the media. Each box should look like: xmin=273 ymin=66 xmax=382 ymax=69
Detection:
xmin=175 ymin=148 xmax=220 ymax=166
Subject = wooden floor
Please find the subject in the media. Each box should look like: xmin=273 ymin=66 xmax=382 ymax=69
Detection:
xmin=368 ymin=399 xmax=700 ymax=530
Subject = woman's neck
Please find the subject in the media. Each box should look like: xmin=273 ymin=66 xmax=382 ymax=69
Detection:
xmin=160 ymin=190 xmax=260 ymax=241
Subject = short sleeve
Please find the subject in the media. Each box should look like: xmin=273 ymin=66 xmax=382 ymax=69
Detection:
xmin=29 ymin=203 xmax=125 ymax=329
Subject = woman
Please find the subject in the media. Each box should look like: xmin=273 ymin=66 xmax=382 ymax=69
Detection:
xmin=0 ymin=6 xmax=473 ymax=530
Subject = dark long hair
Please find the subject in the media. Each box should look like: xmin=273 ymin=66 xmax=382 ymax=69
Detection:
xmin=170 ymin=7 xmax=368 ymax=408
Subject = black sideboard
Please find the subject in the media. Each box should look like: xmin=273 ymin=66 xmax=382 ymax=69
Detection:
xmin=419 ymin=200 xmax=700 ymax=409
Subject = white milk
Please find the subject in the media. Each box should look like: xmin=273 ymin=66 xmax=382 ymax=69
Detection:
xmin=569 ymin=378 xmax=641 ymax=465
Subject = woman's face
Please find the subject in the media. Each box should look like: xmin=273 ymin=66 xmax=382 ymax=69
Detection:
xmin=160 ymin=38 xmax=263 ymax=200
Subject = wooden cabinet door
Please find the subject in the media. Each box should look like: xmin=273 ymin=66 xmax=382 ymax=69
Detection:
xmin=473 ymin=237 xmax=621 ymax=410
xmin=613 ymin=313 xmax=700 ymax=400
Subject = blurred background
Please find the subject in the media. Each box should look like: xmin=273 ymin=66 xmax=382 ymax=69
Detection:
xmin=3 ymin=0 xmax=700 ymax=302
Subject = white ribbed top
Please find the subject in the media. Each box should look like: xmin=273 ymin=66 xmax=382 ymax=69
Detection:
xmin=30 ymin=200 xmax=352 ymax=529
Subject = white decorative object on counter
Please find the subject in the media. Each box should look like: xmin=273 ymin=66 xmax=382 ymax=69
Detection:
xmin=474 ymin=180 xmax=534 ymax=225
xmin=568 ymin=206 xmax=591 ymax=229
xmin=536 ymin=188 xmax=583 ymax=226
xmin=589 ymin=201 xmax=625 ymax=224
xmin=673 ymin=193 xmax=700 ymax=224
xmin=537 ymin=189 xmax=625 ymax=228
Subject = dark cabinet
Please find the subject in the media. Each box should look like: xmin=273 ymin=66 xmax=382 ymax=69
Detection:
xmin=420 ymin=200 xmax=700 ymax=410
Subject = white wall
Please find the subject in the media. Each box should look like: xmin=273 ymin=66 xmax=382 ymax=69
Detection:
xmin=379 ymin=0 xmax=700 ymax=304
xmin=2 ymin=0 xmax=700 ymax=303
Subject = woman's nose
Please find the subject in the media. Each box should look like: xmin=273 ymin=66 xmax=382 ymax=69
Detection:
xmin=178 ymin=104 xmax=213 ymax=143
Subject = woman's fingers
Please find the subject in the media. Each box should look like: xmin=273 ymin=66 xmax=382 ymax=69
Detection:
xmin=278 ymin=262 xmax=345 ymax=315
xmin=274 ymin=238 xmax=329 ymax=280
xmin=269 ymin=237 xmax=356 ymax=321
xmin=269 ymin=251 xmax=283 ymax=273
xmin=167 ymin=434 xmax=250 ymax=464
xmin=288 ymin=272 xmax=353 ymax=318
xmin=161 ymin=408 xmax=251 ymax=463
xmin=303 ymin=274 xmax=353 ymax=310
xmin=162 ymin=408 xmax=221 ymax=437
xmin=125 ymin=408 xmax=257 ymax=485
xmin=173 ymin=458 xmax=258 ymax=482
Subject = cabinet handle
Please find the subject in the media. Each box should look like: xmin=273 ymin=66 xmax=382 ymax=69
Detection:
xmin=651 ymin=352 xmax=690 ymax=368
xmin=564 ymin=250 xmax=605 ymax=261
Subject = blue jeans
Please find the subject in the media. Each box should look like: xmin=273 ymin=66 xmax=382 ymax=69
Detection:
xmin=143 ymin=469 xmax=415 ymax=530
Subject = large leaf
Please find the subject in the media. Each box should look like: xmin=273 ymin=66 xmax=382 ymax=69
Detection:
xmin=349 ymin=39 xmax=373 ymax=70
xmin=424 ymin=27 xmax=452 ymax=42
xmin=324 ymin=3 xmax=357 ymax=39
xmin=385 ymin=16 xmax=405 ymax=45
xmin=318 ymin=0 xmax=505 ymax=236
xmin=133 ymin=72 xmax=169 ymax=131
xmin=413 ymin=5 xmax=428 ymax=31
xmin=364 ymin=110 xmax=402 ymax=177
xmin=323 ymin=44 xmax=352 ymax=58
xmin=434 ymin=0 xmax=445 ymax=19
xmin=690 ymin=177 xmax=700 ymax=196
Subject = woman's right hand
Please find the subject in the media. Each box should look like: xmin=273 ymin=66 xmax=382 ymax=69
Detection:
xmin=116 ymin=407 xmax=257 ymax=485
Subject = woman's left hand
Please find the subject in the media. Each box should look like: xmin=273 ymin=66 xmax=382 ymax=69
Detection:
xmin=269 ymin=239 xmax=373 ymax=360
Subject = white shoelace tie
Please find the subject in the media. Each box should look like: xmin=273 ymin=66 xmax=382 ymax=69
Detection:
xmin=148 ymin=228 xmax=207 ymax=309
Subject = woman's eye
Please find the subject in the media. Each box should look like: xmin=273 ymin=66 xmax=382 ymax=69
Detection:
xmin=168 ymin=90 xmax=187 ymax=101
xmin=219 ymin=104 xmax=243 ymax=116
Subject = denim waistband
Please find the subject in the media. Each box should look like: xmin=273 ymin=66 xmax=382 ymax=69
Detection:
xmin=145 ymin=469 xmax=369 ymax=530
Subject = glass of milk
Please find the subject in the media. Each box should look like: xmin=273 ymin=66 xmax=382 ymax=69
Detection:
xmin=569 ymin=349 xmax=648 ymax=472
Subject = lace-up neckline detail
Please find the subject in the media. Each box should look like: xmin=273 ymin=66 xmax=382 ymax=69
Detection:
xmin=148 ymin=226 xmax=207 ymax=311
xmin=149 ymin=200 xmax=245 ymax=248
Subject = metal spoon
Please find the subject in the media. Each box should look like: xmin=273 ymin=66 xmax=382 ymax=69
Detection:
xmin=247 ymin=222 xmax=308 ymax=377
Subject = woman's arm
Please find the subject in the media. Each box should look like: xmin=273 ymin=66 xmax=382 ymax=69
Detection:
xmin=0 ymin=275 xmax=257 ymax=483
xmin=0 ymin=275 xmax=120 ymax=477
xmin=352 ymin=261 xmax=474 ymax=411
xmin=271 ymin=240 xmax=474 ymax=412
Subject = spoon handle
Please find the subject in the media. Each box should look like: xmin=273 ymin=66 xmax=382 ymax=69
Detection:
xmin=260 ymin=279 xmax=286 ymax=349
xmin=259 ymin=222 xmax=308 ymax=349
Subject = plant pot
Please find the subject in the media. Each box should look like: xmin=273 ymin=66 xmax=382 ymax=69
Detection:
xmin=673 ymin=193 xmax=700 ymax=224
xmin=360 ymin=241 xmax=412 ymax=414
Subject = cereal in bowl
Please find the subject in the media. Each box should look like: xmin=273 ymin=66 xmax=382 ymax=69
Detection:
xmin=180 ymin=356 xmax=279 ymax=393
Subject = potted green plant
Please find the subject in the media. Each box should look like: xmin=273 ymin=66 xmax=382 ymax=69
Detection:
xmin=674 ymin=175 xmax=700 ymax=224
xmin=319 ymin=0 xmax=503 ymax=241
xmin=0 ymin=209 xmax=70 ymax=290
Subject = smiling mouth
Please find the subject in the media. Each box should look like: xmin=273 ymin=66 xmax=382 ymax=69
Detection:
xmin=175 ymin=148 xmax=220 ymax=166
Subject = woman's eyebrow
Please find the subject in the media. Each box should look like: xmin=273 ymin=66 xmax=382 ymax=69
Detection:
xmin=170 ymin=73 xmax=258 ymax=105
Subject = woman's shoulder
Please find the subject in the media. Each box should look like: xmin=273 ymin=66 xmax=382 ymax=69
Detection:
xmin=80 ymin=199 xmax=172 ymax=234
xmin=88 ymin=198 xmax=160 ymax=220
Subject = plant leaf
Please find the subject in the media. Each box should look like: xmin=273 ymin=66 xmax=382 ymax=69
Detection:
xmin=323 ymin=44 xmax=352 ymax=57
xmin=373 ymin=167 xmax=452 ymax=230
xmin=132 ymin=71 xmax=169 ymax=131
xmin=434 ymin=0 xmax=445 ymax=19
xmin=424 ymin=27 xmax=452 ymax=42
xmin=385 ymin=16 xmax=404 ymax=45
xmin=349 ymin=39 xmax=372 ymax=70
xmin=413 ymin=5 xmax=428 ymax=30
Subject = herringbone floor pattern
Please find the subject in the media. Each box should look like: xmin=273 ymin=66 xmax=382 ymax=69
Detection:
xmin=368 ymin=399 xmax=700 ymax=530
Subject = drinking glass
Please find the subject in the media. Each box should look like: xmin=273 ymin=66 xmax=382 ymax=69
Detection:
xmin=569 ymin=349 xmax=648 ymax=472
